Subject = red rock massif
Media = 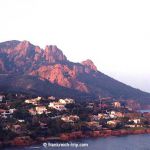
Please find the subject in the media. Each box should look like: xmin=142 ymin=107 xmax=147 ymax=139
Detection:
xmin=0 ymin=40 xmax=150 ymax=104
xmin=0 ymin=40 xmax=96 ymax=93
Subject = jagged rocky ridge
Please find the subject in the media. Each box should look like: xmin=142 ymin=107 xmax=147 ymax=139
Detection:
xmin=0 ymin=40 xmax=150 ymax=104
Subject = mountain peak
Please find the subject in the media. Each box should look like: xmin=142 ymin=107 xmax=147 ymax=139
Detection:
xmin=20 ymin=40 xmax=30 ymax=45
xmin=0 ymin=40 xmax=20 ymax=49
xmin=17 ymin=40 xmax=33 ymax=48
xmin=81 ymin=59 xmax=97 ymax=71
xmin=44 ymin=45 xmax=67 ymax=63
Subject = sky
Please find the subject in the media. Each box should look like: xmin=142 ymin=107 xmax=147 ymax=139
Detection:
xmin=0 ymin=0 xmax=150 ymax=92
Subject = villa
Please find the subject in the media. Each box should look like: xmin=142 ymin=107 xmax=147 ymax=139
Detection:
xmin=0 ymin=95 xmax=5 ymax=102
xmin=112 ymin=101 xmax=121 ymax=108
xmin=48 ymin=102 xmax=66 ymax=111
xmin=35 ymin=106 xmax=47 ymax=114
xmin=61 ymin=115 xmax=79 ymax=123
xmin=58 ymin=98 xmax=74 ymax=104
xmin=25 ymin=97 xmax=42 ymax=105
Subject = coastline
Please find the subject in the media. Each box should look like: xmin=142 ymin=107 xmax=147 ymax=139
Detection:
xmin=1 ymin=128 xmax=150 ymax=148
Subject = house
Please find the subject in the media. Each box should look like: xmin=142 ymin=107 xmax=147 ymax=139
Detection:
xmin=113 ymin=101 xmax=121 ymax=108
xmin=107 ymin=120 xmax=117 ymax=125
xmin=48 ymin=102 xmax=56 ymax=108
xmin=53 ymin=105 xmax=66 ymax=111
xmin=109 ymin=111 xmax=117 ymax=119
xmin=59 ymin=98 xmax=74 ymax=104
xmin=86 ymin=121 xmax=99 ymax=127
xmin=35 ymin=106 xmax=47 ymax=114
xmin=107 ymin=120 xmax=120 ymax=127
xmin=9 ymin=108 xmax=16 ymax=114
xmin=86 ymin=103 xmax=95 ymax=109
xmin=48 ymin=96 xmax=55 ymax=100
xmin=0 ymin=95 xmax=5 ymax=102
xmin=1 ymin=110 xmax=13 ymax=119
xmin=25 ymin=97 xmax=42 ymax=105
xmin=109 ymin=111 xmax=124 ymax=119
xmin=36 ymin=96 xmax=42 ymax=101
xmin=98 ymin=113 xmax=109 ymax=119
xmin=18 ymin=119 xmax=25 ymax=123
xmin=129 ymin=118 xmax=141 ymax=124
xmin=48 ymin=102 xmax=66 ymax=111
xmin=61 ymin=115 xmax=79 ymax=123
xmin=86 ymin=121 xmax=102 ymax=130
xmin=29 ymin=106 xmax=48 ymax=115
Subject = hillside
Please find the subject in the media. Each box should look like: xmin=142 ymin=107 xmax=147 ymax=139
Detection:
xmin=0 ymin=40 xmax=150 ymax=104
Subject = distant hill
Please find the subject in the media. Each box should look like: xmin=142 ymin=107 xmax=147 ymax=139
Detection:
xmin=0 ymin=40 xmax=150 ymax=104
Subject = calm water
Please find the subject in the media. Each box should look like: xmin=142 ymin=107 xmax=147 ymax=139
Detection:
xmin=140 ymin=110 xmax=150 ymax=113
xmin=4 ymin=134 xmax=150 ymax=150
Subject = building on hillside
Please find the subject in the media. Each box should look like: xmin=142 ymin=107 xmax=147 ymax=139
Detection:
xmin=107 ymin=120 xmax=120 ymax=128
xmin=112 ymin=101 xmax=121 ymax=108
xmin=0 ymin=95 xmax=5 ymax=102
xmin=48 ymin=102 xmax=66 ymax=111
xmin=48 ymin=96 xmax=55 ymax=100
xmin=61 ymin=115 xmax=79 ymax=123
xmin=59 ymin=98 xmax=74 ymax=104
xmin=129 ymin=118 xmax=141 ymax=124
xmin=35 ymin=106 xmax=47 ymax=114
xmin=25 ymin=97 xmax=42 ymax=105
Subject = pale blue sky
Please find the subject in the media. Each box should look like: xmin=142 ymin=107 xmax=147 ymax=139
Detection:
xmin=0 ymin=0 xmax=150 ymax=92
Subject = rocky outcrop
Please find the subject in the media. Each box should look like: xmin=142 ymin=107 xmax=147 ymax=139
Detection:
xmin=0 ymin=59 xmax=5 ymax=72
xmin=82 ymin=59 xmax=97 ymax=71
xmin=2 ymin=129 xmax=150 ymax=148
xmin=44 ymin=45 xmax=67 ymax=63
xmin=11 ymin=136 xmax=34 ymax=146
xmin=59 ymin=128 xmax=150 ymax=142
xmin=0 ymin=40 xmax=150 ymax=104
xmin=60 ymin=131 xmax=84 ymax=141
xmin=30 ymin=63 xmax=89 ymax=92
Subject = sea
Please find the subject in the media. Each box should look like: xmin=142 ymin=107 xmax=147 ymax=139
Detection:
xmin=4 ymin=134 xmax=150 ymax=150
xmin=139 ymin=110 xmax=150 ymax=113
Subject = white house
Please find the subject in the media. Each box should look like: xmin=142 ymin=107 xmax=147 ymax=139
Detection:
xmin=48 ymin=102 xmax=66 ymax=111
xmin=0 ymin=95 xmax=5 ymax=102
xmin=129 ymin=118 xmax=141 ymax=124
xmin=61 ymin=115 xmax=79 ymax=123
xmin=9 ymin=108 xmax=16 ymax=114
xmin=58 ymin=98 xmax=74 ymax=105
xmin=25 ymin=97 xmax=42 ymax=105
xmin=35 ymin=106 xmax=47 ymax=114
xmin=113 ymin=101 xmax=121 ymax=108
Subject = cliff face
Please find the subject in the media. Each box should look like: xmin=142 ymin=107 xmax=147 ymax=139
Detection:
xmin=44 ymin=45 xmax=67 ymax=63
xmin=0 ymin=40 xmax=95 ymax=93
xmin=0 ymin=40 xmax=150 ymax=104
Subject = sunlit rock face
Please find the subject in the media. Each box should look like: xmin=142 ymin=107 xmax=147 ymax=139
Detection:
xmin=0 ymin=40 xmax=150 ymax=105
xmin=0 ymin=40 xmax=93 ymax=93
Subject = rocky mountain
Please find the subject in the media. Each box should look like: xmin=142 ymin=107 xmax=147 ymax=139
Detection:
xmin=0 ymin=40 xmax=150 ymax=104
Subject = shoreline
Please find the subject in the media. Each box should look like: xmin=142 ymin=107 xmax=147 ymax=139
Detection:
xmin=1 ymin=128 xmax=150 ymax=148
